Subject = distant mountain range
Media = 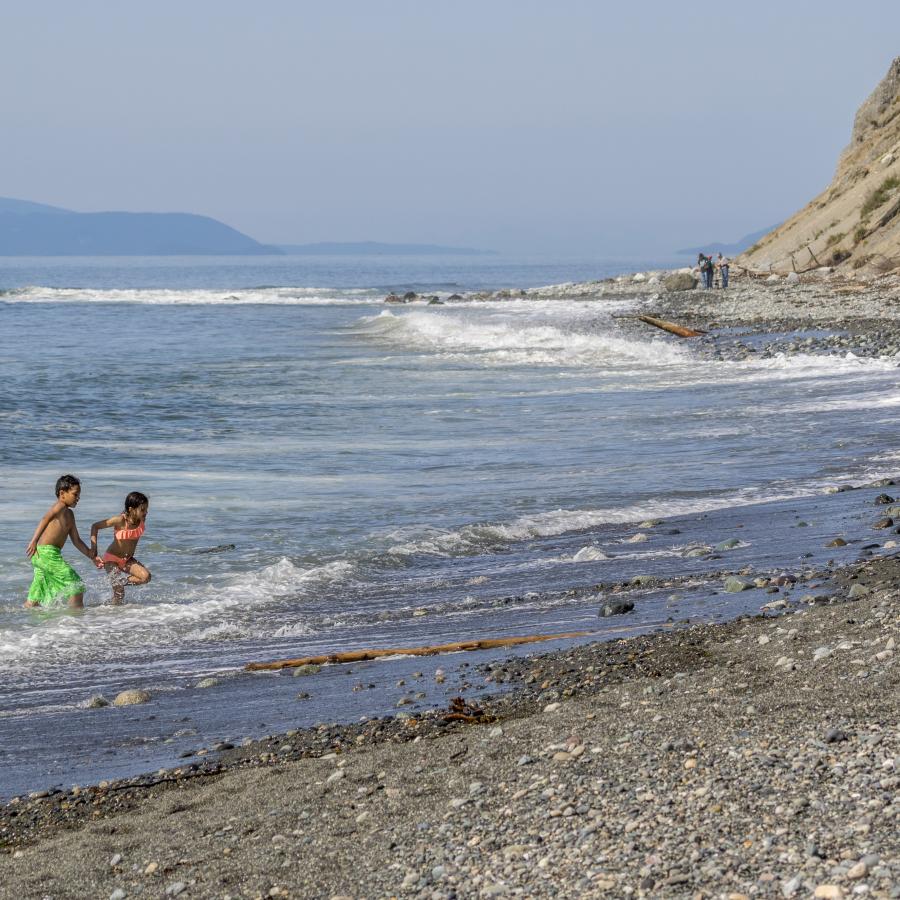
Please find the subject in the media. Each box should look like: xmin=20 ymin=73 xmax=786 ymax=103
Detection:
xmin=276 ymin=241 xmax=494 ymax=256
xmin=0 ymin=197 xmax=276 ymax=255
xmin=0 ymin=198 xmax=495 ymax=257
xmin=676 ymin=226 xmax=779 ymax=257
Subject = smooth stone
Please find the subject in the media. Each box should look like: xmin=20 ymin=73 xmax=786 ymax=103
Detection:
xmin=872 ymin=517 xmax=893 ymax=529
xmin=84 ymin=694 xmax=110 ymax=708
xmin=683 ymin=547 xmax=710 ymax=558
xmin=826 ymin=537 xmax=847 ymax=547
xmin=113 ymin=689 xmax=151 ymax=707
xmin=813 ymin=887 xmax=842 ymax=899
xmin=600 ymin=599 xmax=634 ymax=617
xmin=663 ymin=272 xmax=698 ymax=291
xmin=630 ymin=574 xmax=658 ymax=586
xmin=715 ymin=538 xmax=741 ymax=551
xmin=846 ymin=861 xmax=868 ymax=879
xmin=292 ymin=664 xmax=321 ymax=677
xmin=848 ymin=584 xmax=870 ymax=599
xmin=724 ymin=576 xmax=753 ymax=592
xmin=195 ymin=677 xmax=220 ymax=689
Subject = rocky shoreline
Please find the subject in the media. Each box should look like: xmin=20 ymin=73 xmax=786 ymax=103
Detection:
xmin=1 ymin=272 xmax=899 ymax=899
xmin=384 ymin=267 xmax=900 ymax=362
xmin=1 ymin=481 xmax=897 ymax=898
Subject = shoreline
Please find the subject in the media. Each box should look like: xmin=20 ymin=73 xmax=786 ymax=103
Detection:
xmin=2 ymin=483 xmax=897 ymax=896
xmin=2 ymin=269 xmax=899 ymax=897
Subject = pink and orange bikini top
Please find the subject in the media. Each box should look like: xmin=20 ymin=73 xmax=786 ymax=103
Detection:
xmin=115 ymin=519 xmax=145 ymax=541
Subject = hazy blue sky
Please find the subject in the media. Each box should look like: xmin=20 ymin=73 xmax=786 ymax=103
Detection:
xmin=4 ymin=2 xmax=900 ymax=255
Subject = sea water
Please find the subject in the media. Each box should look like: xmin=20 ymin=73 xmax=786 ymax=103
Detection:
xmin=1 ymin=254 xmax=898 ymax=794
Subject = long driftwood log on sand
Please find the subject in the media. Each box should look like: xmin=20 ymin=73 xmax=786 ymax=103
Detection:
xmin=245 ymin=631 xmax=593 ymax=671
xmin=637 ymin=315 xmax=705 ymax=338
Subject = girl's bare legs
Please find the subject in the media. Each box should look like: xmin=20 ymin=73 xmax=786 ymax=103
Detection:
xmin=124 ymin=559 xmax=151 ymax=586
xmin=104 ymin=559 xmax=150 ymax=605
xmin=104 ymin=563 xmax=126 ymax=605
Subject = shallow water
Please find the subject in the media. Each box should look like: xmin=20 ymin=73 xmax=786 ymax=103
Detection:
xmin=1 ymin=254 xmax=898 ymax=796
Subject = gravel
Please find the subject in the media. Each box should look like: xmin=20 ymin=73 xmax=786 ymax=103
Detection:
xmin=1 ymin=548 xmax=896 ymax=898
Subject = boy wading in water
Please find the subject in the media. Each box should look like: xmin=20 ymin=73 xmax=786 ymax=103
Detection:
xmin=25 ymin=474 xmax=103 ymax=608
xmin=91 ymin=491 xmax=151 ymax=605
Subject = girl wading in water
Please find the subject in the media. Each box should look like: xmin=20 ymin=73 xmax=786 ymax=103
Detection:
xmin=91 ymin=491 xmax=151 ymax=605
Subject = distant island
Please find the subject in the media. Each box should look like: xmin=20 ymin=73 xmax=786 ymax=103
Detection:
xmin=276 ymin=241 xmax=494 ymax=256
xmin=0 ymin=197 xmax=277 ymax=256
xmin=0 ymin=198 xmax=495 ymax=257
xmin=676 ymin=225 xmax=780 ymax=257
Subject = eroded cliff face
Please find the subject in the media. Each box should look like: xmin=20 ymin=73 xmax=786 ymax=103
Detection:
xmin=741 ymin=57 xmax=900 ymax=273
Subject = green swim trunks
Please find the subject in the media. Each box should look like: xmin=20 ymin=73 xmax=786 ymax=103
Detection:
xmin=28 ymin=544 xmax=86 ymax=606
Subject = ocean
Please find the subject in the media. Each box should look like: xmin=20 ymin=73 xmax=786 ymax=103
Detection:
xmin=1 ymin=253 xmax=898 ymax=797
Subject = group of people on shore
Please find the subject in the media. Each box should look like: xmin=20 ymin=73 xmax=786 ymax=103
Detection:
xmin=696 ymin=252 xmax=730 ymax=289
xmin=24 ymin=475 xmax=151 ymax=608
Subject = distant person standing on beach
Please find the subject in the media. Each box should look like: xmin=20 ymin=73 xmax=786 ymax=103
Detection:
xmin=698 ymin=253 xmax=713 ymax=289
xmin=717 ymin=253 xmax=730 ymax=289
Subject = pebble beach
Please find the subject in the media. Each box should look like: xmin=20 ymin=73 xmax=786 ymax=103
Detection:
xmin=1 ymin=270 xmax=899 ymax=899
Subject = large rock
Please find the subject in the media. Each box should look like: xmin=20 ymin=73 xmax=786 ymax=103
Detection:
xmin=723 ymin=576 xmax=753 ymax=593
xmin=600 ymin=599 xmax=634 ymax=617
xmin=113 ymin=689 xmax=151 ymax=706
xmin=663 ymin=272 xmax=697 ymax=292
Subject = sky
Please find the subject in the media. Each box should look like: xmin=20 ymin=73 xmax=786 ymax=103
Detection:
xmin=3 ymin=1 xmax=900 ymax=256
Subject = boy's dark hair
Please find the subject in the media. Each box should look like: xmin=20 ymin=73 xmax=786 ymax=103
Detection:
xmin=55 ymin=474 xmax=81 ymax=497
xmin=124 ymin=491 xmax=149 ymax=511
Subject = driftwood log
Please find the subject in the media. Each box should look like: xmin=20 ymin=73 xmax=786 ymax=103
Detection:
xmin=245 ymin=631 xmax=592 ymax=671
xmin=637 ymin=315 xmax=705 ymax=338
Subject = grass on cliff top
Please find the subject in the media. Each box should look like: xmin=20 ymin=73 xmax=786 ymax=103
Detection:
xmin=860 ymin=176 xmax=900 ymax=220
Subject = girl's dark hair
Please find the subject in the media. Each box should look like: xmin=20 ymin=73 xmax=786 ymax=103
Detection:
xmin=124 ymin=491 xmax=149 ymax=512
xmin=55 ymin=474 xmax=81 ymax=496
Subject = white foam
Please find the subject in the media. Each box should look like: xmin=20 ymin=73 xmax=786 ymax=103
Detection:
xmin=0 ymin=557 xmax=353 ymax=670
xmin=571 ymin=546 xmax=609 ymax=562
xmin=1 ymin=286 xmax=378 ymax=305
xmin=355 ymin=308 xmax=688 ymax=368
xmin=382 ymin=466 xmax=899 ymax=561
